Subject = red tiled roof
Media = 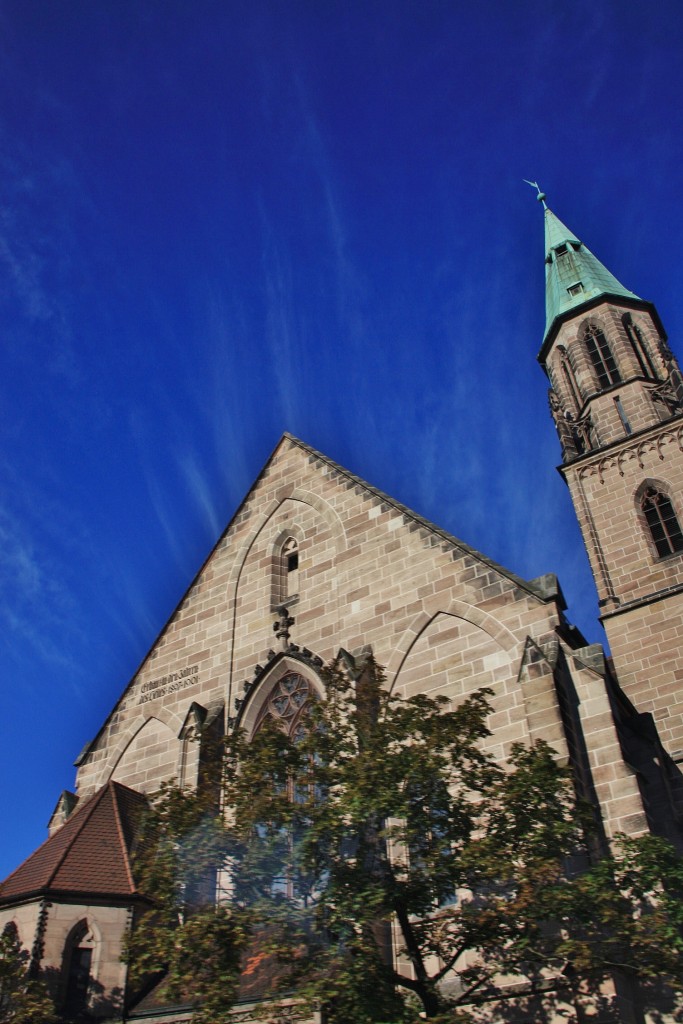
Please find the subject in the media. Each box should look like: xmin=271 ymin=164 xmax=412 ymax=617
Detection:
xmin=0 ymin=781 xmax=149 ymax=903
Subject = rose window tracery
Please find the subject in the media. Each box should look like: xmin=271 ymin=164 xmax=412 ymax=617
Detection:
xmin=255 ymin=673 xmax=311 ymax=737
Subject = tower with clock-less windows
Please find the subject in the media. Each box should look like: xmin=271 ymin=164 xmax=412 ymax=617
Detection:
xmin=537 ymin=189 xmax=683 ymax=759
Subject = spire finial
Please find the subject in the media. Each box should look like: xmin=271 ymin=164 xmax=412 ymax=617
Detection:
xmin=523 ymin=179 xmax=548 ymax=210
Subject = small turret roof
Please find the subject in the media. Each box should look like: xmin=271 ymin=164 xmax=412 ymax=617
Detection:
xmin=0 ymin=781 xmax=148 ymax=904
xmin=542 ymin=204 xmax=639 ymax=340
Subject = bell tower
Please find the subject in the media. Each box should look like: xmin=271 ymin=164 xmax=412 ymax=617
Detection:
xmin=535 ymin=188 xmax=683 ymax=759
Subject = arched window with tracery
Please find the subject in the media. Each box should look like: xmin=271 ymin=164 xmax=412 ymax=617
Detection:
xmin=584 ymin=324 xmax=621 ymax=389
xmin=641 ymin=486 xmax=683 ymax=558
xmin=252 ymin=671 xmax=318 ymax=898
xmin=254 ymin=672 xmax=311 ymax=743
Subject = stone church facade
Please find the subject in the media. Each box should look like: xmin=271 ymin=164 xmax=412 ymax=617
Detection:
xmin=2 ymin=196 xmax=683 ymax=1022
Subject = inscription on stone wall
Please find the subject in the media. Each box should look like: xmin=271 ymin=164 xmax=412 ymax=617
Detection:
xmin=137 ymin=664 xmax=199 ymax=705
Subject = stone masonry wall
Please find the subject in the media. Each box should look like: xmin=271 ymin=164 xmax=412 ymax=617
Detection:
xmin=564 ymin=425 xmax=683 ymax=757
xmin=75 ymin=438 xmax=570 ymax=808
xmin=605 ymin=595 xmax=683 ymax=760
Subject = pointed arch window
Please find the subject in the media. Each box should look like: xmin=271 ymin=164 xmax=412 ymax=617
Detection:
xmin=271 ymin=534 xmax=302 ymax=609
xmin=280 ymin=537 xmax=299 ymax=602
xmin=63 ymin=922 xmax=96 ymax=1018
xmin=584 ymin=325 xmax=621 ymax=388
xmin=558 ymin=346 xmax=582 ymax=410
xmin=641 ymin=487 xmax=683 ymax=557
xmin=283 ymin=537 xmax=298 ymax=577
xmin=254 ymin=672 xmax=311 ymax=741
xmin=623 ymin=315 xmax=657 ymax=380
xmin=253 ymin=672 xmax=318 ymax=899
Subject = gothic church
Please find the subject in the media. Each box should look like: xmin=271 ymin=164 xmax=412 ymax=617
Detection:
xmin=2 ymin=195 xmax=683 ymax=1022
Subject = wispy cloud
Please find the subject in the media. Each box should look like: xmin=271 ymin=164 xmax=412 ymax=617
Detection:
xmin=0 ymin=501 xmax=86 ymax=687
xmin=258 ymin=205 xmax=302 ymax=430
xmin=179 ymin=449 xmax=222 ymax=541
xmin=0 ymin=139 xmax=88 ymax=391
xmin=0 ymin=224 xmax=52 ymax=323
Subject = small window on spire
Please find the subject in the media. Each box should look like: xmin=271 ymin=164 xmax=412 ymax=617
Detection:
xmin=567 ymin=282 xmax=584 ymax=297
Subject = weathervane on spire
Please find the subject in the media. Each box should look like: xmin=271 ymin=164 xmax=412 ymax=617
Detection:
xmin=523 ymin=179 xmax=548 ymax=209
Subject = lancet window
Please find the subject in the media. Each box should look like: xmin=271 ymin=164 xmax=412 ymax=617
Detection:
xmin=271 ymin=534 xmax=302 ymax=610
xmin=584 ymin=324 xmax=621 ymax=389
xmin=252 ymin=672 xmax=317 ymax=898
xmin=283 ymin=537 xmax=299 ymax=590
xmin=558 ymin=346 xmax=582 ymax=411
xmin=624 ymin=315 xmax=657 ymax=380
xmin=641 ymin=486 xmax=683 ymax=558
xmin=63 ymin=922 xmax=96 ymax=1018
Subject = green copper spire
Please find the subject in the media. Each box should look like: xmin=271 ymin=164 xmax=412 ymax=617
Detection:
xmin=535 ymin=190 xmax=640 ymax=340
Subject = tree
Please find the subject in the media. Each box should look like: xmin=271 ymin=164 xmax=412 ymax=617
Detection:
xmin=127 ymin=656 xmax=683 ymax=1023
xmin=125 ymin=779 xmax=247 ymax=1023
xmin=0 ymin=926 xmax=56 ymax=1024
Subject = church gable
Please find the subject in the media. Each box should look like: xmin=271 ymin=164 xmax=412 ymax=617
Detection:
xmin=6 ymin=194 xmax=683 ymax=1024
xmin=74 ymin=434 xmax=567 ymax=803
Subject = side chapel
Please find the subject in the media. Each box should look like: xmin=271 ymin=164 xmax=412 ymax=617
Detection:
xmin=2 ymin=193 xmax=683 ymax=1022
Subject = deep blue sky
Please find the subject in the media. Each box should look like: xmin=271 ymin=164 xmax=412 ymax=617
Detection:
xmin=2 ymin=0 xmax=683 ymax=879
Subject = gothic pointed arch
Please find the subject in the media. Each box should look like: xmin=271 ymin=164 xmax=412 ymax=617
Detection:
xmin=177 ymin=701 xmax=225 ymax=790
xmin=270 ymin=524 xmax=305 ymax=609
xmin=557 ymin=344 xmax=583 ymax=411
xmin=225 ymin=482 xmax=347 ymax=620
xmin=62 ymin=919 xmax=99 ymax=1019
xmin=105 ymin=712 xmax=180 ymax=792
xmin=231 ymin=650 xmax=325 ymax=739
xmin=583 ymin=320 xmax=621 ymax=389
xmin=623 ymin=313 xmax=658 ymax=380
xmin=386 ymin=594 xmax=519 ymax=690
xmin=635 ymin=480 xmax=683 ymax=559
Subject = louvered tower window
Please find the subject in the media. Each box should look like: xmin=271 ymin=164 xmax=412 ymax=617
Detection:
xmin=584 ymin=325 xmax=621 ymax=388
xmin=641 ymin=487 xmax=683 ymax=557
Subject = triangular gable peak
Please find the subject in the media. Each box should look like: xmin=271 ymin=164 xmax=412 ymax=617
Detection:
xmin=289 ymin=435 xmax=551 ymax=597
xmin=47 ymin=789 xmax=78 ymax=837
xmin=73 ymin=434 xmax=569 ymax=800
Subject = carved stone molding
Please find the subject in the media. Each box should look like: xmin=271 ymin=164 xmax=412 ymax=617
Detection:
xmin=576 ymin=423 xmax=683 ymax=482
